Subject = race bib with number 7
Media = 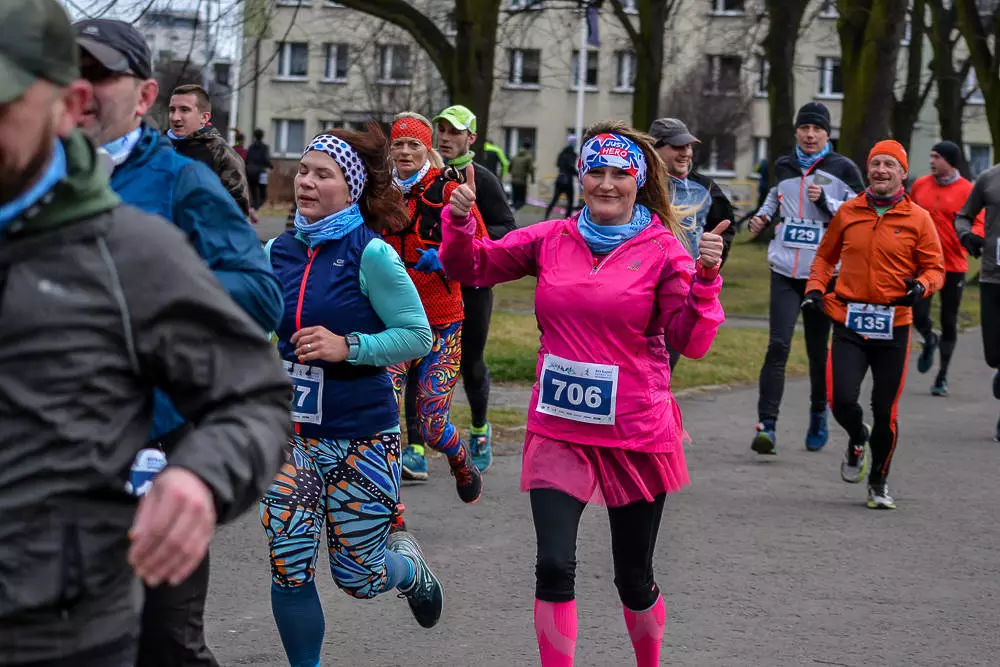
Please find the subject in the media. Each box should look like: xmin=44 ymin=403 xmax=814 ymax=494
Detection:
xmin=283 ymin=361 xmax=324 ymax=424
xmin=536 ymin=355 xmax=619 ymax=425
xmin=846 ymin=303 xmax=895 ymax=340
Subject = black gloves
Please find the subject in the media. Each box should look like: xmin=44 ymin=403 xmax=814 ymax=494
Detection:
xmin=890 ymin=278 xmax=926 ymax=307
xmin=960 ymin=232 xmax=985 ymax=258
xmin=801 ymin=290 xmax=823 ymax=311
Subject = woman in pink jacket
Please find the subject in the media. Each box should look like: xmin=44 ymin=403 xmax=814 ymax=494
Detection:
xmin=440 ymin=121 xmax=727 ymax=666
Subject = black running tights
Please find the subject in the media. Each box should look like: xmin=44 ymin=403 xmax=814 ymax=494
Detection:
xmin=912 ymin=271 xmax=965 ymax=378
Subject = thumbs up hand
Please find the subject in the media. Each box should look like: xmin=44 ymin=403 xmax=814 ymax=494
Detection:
xmin=697 ymin=219 xmax=730 ymax=269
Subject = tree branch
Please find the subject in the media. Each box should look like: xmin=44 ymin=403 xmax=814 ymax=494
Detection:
xmin=606 ymin=0 xmax=642 ymax=51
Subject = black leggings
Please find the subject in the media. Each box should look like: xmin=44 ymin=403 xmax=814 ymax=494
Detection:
xmin=912 ymin=271 xmax=965 ymax=378
xmin=980 ymin=282 xmax=1000 ymax=370
xmin=530 ymin=488 xmax=665 ymax=611
xmin=461 ymin=285 xmax=493 ymax=428
xmin=544 ymin=180 xmax=575 ymax=219
xmin=139 ymin=555 xmax=218 ymax=667
xmin=830 ymin=323 xmax=910 ymax=486
xmin=758 ymin=271 xmax=831 ymax=421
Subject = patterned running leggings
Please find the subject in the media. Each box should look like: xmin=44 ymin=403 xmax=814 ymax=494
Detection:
xmin=388 ymin=321 xmax=464 ymax=457
xmin=260 ymin=433 xmax=401 ymax=598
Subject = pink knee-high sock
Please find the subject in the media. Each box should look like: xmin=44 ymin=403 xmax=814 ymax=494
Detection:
xmin=534 ymin=599 xmax=577 ymax=666
xmin=623 ymin=594 xmax=666 ymax=667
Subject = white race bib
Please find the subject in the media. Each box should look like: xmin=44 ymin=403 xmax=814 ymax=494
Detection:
xmin=846 ymin=303 xmax=895 ymax=340
xmin=284 ymin=361 xmax=324 ymax=424
xmin=781 ymin=218 xmax=823 ymax=250
xmin=537 ymin=355 xmax=618 ymax=425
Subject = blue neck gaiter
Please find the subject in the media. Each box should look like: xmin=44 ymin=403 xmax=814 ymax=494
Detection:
xmin=294 ymin=203 xmax=366 ymax=248
xmin=795 ymin=143 xmax=831 ymax=172
xmin=0 ymin=140 xmax=68 ymax=232
xmin=577 ymin=204 xmax=652 ymax=254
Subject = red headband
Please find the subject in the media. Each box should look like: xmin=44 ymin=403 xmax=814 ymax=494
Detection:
xmin=391 ymin=118 xmax=433 ymax=150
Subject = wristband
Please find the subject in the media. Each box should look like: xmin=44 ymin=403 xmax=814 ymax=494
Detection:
xmin=345 ymin=333 xmax=361 ymax=361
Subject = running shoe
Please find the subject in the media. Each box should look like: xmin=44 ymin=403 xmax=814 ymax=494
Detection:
xmin=931 ymin=377 xmax=949 ymax=397
xmin=917 ymin=331 xmax=939 ymax=374
xmin=388 ymin=531 xmax=444 ymax=628
xmin=866 ymin=483 xmax=896 ymax=510
xmin=469 ymin=423 xmax=493 ymax=473
xmin=993 ymin=370 xmax=1000 ymax=400
xmin=805 ymin=410 xmax=829 ymax=451
xmin=751 ymin=420 xmax=777 ymax=455
xmin=840 ymin=424 xmax=871 ymax=484
xmin=402 ymin=444 xmax=429 ymax=482
xmin=448 ymin=444 xmax=483 ymax=504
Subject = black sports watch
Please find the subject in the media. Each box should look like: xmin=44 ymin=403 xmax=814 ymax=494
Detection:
xmin=345 ymin=333 xmax=361 ymax=359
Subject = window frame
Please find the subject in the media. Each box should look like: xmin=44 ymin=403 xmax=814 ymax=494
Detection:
xmin=695 ymin=134 xmax=738 ymax=177
xmin=570 ymin=48 xmax=600 ymax=92
xmin=705 ymin=54 xmax=743 ymax=96
xmin=816 ymin=56 xmax=844 ymax=99
xmin=276 ymin=41 xmax=309 ymax=81
xmin=613 ymin=50 xmax=637 ymax=92
xmin=709 ymin=0 xmax=746 ymax=16
xmin=322 ymin=42 xmax=349 ymax=82
xmin=506 ymin=48 xmax=542 ymax=88
xmin=755 ymin=55 xmax=769 ymax=98
xmin=377 ymin=44 xmax=412 ymax=85
xmin=273 ymin=118 xmax=306 ymax=158
xmin=504 ymin=127 xmax=538 ymax=160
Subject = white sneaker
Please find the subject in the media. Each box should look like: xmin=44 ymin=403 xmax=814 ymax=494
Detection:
xmin=840 ymin=425 xmax=871 ymax=484
xmin=867 ymin=483 xmax=896 ymax=510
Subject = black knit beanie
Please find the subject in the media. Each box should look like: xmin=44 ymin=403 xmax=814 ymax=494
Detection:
xmin=795 ymin=102 xmax=831 ymax=134
xmin=931 ymin=140 xmax=962 ymax=168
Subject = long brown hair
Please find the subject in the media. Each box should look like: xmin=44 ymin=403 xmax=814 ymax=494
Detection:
xmin=581 ymin=120 xmax=690 ymax=250
xmin=311 ymin=120 xmax=409 ymax=233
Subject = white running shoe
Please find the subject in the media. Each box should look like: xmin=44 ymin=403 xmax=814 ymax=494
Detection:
xmin=867 ymin=483 xmax=896 ymax=510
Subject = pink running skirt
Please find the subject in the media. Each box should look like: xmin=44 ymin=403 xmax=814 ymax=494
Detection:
xmin=520 ymin=431 xmax=690 ymax=507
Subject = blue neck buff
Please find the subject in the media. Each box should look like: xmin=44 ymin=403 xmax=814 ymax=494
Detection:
xmin=0 ymin=140 xmax=68 ymax=231
xmin=103 ymin=127 xmax=143 ymax=167
xmin=795 ymin=143 xmax=831 ymax=171
xmin=577 ymin=204 xmax=652 ymax=254
xmin=294 ymin=203 xmax=366 ymax=248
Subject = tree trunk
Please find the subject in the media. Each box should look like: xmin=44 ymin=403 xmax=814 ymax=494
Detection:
xmin=955 ymin=0 xmax=1000 ymax=151
xmin=891 ymin=0 xmax=927 ymax=152
xmin=837 ymin=0 xmax=909 ymax=170
xmin=927 ymin=0 xmax=972 ymax=177
xmin=606 ymin=0 xmax=671 ymax=131
xmin=763 ymin=0 xmax=808 ymax=188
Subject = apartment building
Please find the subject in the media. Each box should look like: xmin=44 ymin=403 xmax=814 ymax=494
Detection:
xmin=237 ymin=0 xmax=995 ymax=207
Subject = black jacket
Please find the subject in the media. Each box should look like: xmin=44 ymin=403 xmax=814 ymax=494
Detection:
xmin=471 ymin=162 xmax=517 ymax=240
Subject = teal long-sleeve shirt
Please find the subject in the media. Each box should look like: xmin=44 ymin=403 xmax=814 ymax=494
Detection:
xmin=265 ymin=235 xmax=431 ymax=366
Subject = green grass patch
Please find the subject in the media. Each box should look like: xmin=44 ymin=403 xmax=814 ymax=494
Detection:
xmin=718 ymin=236 xmax=772 ymax=316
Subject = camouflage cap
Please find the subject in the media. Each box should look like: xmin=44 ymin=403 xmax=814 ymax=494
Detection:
xmin=0 ymin=0 xmax=80 ymax=104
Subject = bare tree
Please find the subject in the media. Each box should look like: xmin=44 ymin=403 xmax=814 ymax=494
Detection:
xmin=954 ymin=0 xmax=1000 ymax=150
xmin=892 ymin=0 xmax=933 ymax=152
xmin=761 ymin=0 xmax=809 ymax=189
xmin=926 ymin=0 xmax=975 ymax=176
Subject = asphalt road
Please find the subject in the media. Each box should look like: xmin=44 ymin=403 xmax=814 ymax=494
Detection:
xmin=205 ymin=327 xmax=1000 ymax=667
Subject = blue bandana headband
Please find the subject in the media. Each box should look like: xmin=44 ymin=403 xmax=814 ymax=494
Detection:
xmin=303 ymin=134 xmax=368 ymax=203
xmin=578 ymin=133 xmax=648 ymax=188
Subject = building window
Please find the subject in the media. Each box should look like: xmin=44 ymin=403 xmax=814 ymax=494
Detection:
xmin=816 ymin=56 xmax=843 ymax=98
xmin=324 ymin=43 xmax=349 ymax=81
xmin=710 ymin=0 xmax=745 ymax=15
xmin=377 ymin=44 xmax=411 ymax=84
xmin=705 ymin=54 xmax=742 ymax=95
xmin=755 ymin=56 xmax=769 ymax=97
xmin=695 ymin=134 xmax=737 ymax=174
xmin=213 ymin=62 xmax=231 ymax=87
xmin=614 ymin=51 xmax=636 ymax=91
xmin=819 ymin=0 xmax=839 ymax=18
xmin=968 ymin=144 xmax=992 ymax=178
xmin=621 ymin=0 xmax=638 ymax=12
xmin=963 ymin=69 xmax=986 ymax=104
xmin=276 ymin=42 xmax=308 ymax=79
xmin=273 ymin=119 xmax=306 ymax=157
xmin=504 ymin=127 xmax=538 ymax=158
xmin=570 ymin=49 xmax=599 ymax=90
xmin=508 ymin=48 xmax=541 ymax=86
xmin=506 ymin=0 xmax=544 ymax=10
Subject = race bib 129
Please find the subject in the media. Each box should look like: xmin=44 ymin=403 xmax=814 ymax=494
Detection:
xmin=284 ymin=361 xmax=324 ymax=424
xmin=781 ymin=218 xmax=823 ymax=250
xmin=537 ymin=355 xmax=618 ymax=425
xmin=846 ymin=303 xmax=895 ymax=340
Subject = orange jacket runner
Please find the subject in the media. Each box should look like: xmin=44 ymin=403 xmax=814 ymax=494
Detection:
xmin=807 ymin=192 xmax=945 ymax=326
xmin=910 ymin=174 xmax=985 ymax=273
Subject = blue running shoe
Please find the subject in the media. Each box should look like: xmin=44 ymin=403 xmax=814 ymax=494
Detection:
xmin=805 ymin=410 xmax=829 ymax=451
xmin=752 ymin=420 xmax=777 ymax=455
xmin=469 ymin=423 xmax=493 ymax=473
xmin=917 ymin=331 xmax=939 ymax=374
xmin=402 ymin=444 xmax=429 ymax=481
xmin=389 ymin=531 xmax=444 ymax=628
xmin=931 ymin=377 xmax=948 ymax=397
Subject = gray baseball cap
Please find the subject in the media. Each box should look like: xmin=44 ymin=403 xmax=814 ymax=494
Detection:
xmin=649 ymin=118 xmax=700 ymax=147
xmin=0 ymin=0 xmax=80 ymax=104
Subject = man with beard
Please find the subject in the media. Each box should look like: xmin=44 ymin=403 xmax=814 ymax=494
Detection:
xmin=167 ymin=83 xmax=252 ymax=217
xmin=0 ymin=1 xmax=291 ymax=664
xmin=74 ymin=17 xmax=284 ymax=667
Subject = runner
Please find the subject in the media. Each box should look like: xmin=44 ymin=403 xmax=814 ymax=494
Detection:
xmin=167 ymin=83 xmax=251 ymax=216
xmin=806 ymin=140 xmax=943 ymax=509
xmin=74 ymin=18 xmax=283 ymax=667
xmin=509 ymin=139 xmax=536 ymax=211
xmin=748 ymin=102 xmax=864 ymax=454
xmin=246 ymin=128 xmax=273 ymax=211
xmin=544 ymin=134 xmax=579 ymax=220
xmin=261 ymin=124 xmax=443 ymax=667
xmin=434 ymin=104 xmax=517 ymax=472
xmin=482 ymin=136 xmax=510 ymax=180
xmin=909 ymin=141 xmax=985 ymax=395
xmin=385 ymin=112 xmax=485 ymax=502
xmin=440 ymin=121 xmax=727 ymax=667
xmin=955 ymin=162 xmax=1000 ymax=439
xmin=0 ymin=3 xmax=290 ymax=664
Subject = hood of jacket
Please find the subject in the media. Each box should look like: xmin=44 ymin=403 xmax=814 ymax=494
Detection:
xmin=6 ymin=131 xmax=120 ymax=240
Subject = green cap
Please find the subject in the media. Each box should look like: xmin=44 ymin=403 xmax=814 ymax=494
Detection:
xmin=0 ymin=0 xmax=80 ymax=104
xmin=434 ymin=105 xmax=478 ymax=134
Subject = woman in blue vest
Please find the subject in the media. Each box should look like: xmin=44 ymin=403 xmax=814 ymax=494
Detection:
xmin=260 ymin=123 xmax=442 ymax=667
